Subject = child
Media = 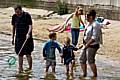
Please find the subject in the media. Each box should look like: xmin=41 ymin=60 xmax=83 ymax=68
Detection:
xmin=61 ymin=37 xmax=78 ymax=75
xmin=63 ymin=6 xmax=85 ymax=46
xmin=43 ymin=32 xmax=62 ymax=74
xmin=47 ymin=6 xmax=85 ymax=47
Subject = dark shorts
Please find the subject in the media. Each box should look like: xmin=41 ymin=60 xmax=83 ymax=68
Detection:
xmin=15 ymin=38 xmax=34 ymax=56
xmin=64 ymin=57 xmax=75 ymax=65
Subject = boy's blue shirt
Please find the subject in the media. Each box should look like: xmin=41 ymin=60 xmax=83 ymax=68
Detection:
xmin=43 ymin=39 xmax=62 ymax=60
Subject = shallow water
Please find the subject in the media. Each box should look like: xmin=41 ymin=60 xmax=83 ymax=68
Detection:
xmin=0 ymin=33 xmax=120 ymax=80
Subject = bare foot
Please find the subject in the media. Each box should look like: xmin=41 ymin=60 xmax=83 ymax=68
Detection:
xmin=18 ymin=68 xmax=23 ymax=73
xmin=92 ymin=74 xmax=97 ymax=77
xmin=82 ymin=74 xmax=87 ymax=77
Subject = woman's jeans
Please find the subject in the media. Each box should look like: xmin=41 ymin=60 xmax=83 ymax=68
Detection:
xmin=71 ymin=28 xmax=80 ymax=46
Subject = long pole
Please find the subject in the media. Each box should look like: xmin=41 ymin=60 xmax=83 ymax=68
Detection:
xmin=110 ymin=0 xmax=111 ymax=6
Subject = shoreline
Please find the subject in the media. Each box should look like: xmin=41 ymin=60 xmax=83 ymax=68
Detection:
xmin=0 ymin=31 xmax=120 ymax=66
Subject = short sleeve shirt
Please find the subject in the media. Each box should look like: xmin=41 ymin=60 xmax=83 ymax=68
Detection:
xmin=11 ymin=12 xmax=32 ymax=38
xmin=84 ymin=21 xmax=101 ymax=45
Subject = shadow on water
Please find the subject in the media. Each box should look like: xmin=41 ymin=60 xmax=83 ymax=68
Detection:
xmin=66 ymin=73 xmax=74 ymax=80
xmin=15 ymin=69 xmax=33 ymax=80
xmin=16 ymin=73 xmax=29 ymax=80
xmin=44 ymin=73 xmax=56 ymax=80
xmin=79 ymin=77 xmax=97 ymax=80
xmin=79 ymin=76 xmax=120 ymax=80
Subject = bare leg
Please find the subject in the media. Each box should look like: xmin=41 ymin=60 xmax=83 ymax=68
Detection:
xmin=18 ymin=55 xmax=23 ymax=73
xmin=71 ymin=60 xmax=75 ymax=74
xmin=90 ymin=63 xmax=97 ymax=77
xmin=66 ymin=65 xmax=69 ymax=74
xmin=52 ymin=65 xmax=55 ymax=74
xmin=26 ymin=54 xmax=32 ymax=70
xmin=81 ymin=64 xmax=87 ymax=77
xmin=46 ymin=67 xmax=49 ymax=74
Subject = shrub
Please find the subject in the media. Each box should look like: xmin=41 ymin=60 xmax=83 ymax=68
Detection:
xmin=21 ymin=0 xmax=35 ymax=7
xmin=55 ymin=0 xmax=68 ymax=15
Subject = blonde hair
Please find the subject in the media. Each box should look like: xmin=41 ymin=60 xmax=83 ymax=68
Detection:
xmin=75 ymin=6 xmax=83 ymax=15
xmin=76 ymin=6 xmax=83 ymax=11
xmin=64 ymin=37 xmax=71 ymax=44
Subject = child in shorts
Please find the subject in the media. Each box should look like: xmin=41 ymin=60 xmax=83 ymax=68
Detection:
xmin=61 ymin=37 xmax=78 ymax=75
xmin=43 ymin=32 xmax=62 ymax=74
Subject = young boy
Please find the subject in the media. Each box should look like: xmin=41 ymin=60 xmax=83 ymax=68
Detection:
xmin=61 ymin=37 xmax=78 ymax=75
xmin=43 ymin=32 xmax=62 ymax=74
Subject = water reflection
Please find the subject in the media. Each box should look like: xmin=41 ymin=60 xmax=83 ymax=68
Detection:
xmin=66 ymin=73 xmax=74 ymax=80
xmin=16 ymin=73 xmax=29 ymax=80
xmin=44 ymin=73 xmax=56 ymax=80
xmin=15 ymin=69 xmax=32 ymax=80
xmin=79 ymin=76 xmax=97 ymax=80
xmin=0 ymin=33 xmax=120 ymax=80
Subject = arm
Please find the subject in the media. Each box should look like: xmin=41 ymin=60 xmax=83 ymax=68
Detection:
xmin=43 ymin=43 xmax=47 ymax=58
xmin=55 ymin=42 xmax=62 ymax=55
xmin=80 ymin=19 xmax=85 ymax=28
xmin=56 ymin=43 xmax=62 ymax=54
xmin=11 ymin=15 xmax=15 ymax=45
xmin=12 ymin=25 xmax=15 ymax=45
xmin=65 ymin=13 xmax=73 ymax=24
xmin=84 ymin=24 xmax=98 ymax=49
xmin=85 ymin=38 xmax=95 ymax=49
xmin=73 ymin=46 xmax=79 ymax=51
xmin=55 ymin=42 xmax=63 ymax=63
xmin=61 ymin=47 xmax=64 ymax=63
xmin=26 ymin=25 xmax=32 ymax=39
xmin=99 ymin=21 xmax=110 ymax=28
xmin=58 ymin=13 xmax=73 ymax=33
xmin=26 ymin=13 xmax=33 ymax=39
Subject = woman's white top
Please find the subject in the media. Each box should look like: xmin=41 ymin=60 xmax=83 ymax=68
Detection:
xmin=84 ymin=21 xmax=102 ymax=45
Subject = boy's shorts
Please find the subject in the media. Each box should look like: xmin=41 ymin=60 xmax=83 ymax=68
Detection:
xmin=46 ymin=59 xmax=56 ymax=68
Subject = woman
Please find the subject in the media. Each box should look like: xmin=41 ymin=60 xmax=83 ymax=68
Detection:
xmin=80 ymin=10 xmax=101 ymax=77
xmin=64 ymin=6 xmax=85 ymax=46
xmin=48 ymin=6 xmax=85 ymax=47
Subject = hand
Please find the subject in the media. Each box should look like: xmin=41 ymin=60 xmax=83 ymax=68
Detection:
xmin=83 ymin=25 xmax=85 ymax=28
xmin=106 ymin=21 xmax=110 ymax=25
xmin=81 ymin=44 xmax=86 ymax=50
xmin=60 ymin=53 xmax=63 ymax=57
xmin=44 ymin=57 xmax=47 ymax=60
xmin=12 ymin=39 xmax=14 ymax=45
xmin=78 ymin=44 xmax=83 ymax=49
xmin=26 ymin=34 xmax=30 ymax=39
xmin=61 ymin=59 xmax=63 ymax=63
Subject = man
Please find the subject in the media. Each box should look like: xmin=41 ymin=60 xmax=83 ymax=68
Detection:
xmin=11 ymin=5 xmax=34 ymax=73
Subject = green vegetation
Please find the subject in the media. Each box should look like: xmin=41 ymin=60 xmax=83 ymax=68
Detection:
xmin=20 ymin=0 xmax=35 ymax=7
xmin=54 ymin=0 xmax=68 ymax=15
